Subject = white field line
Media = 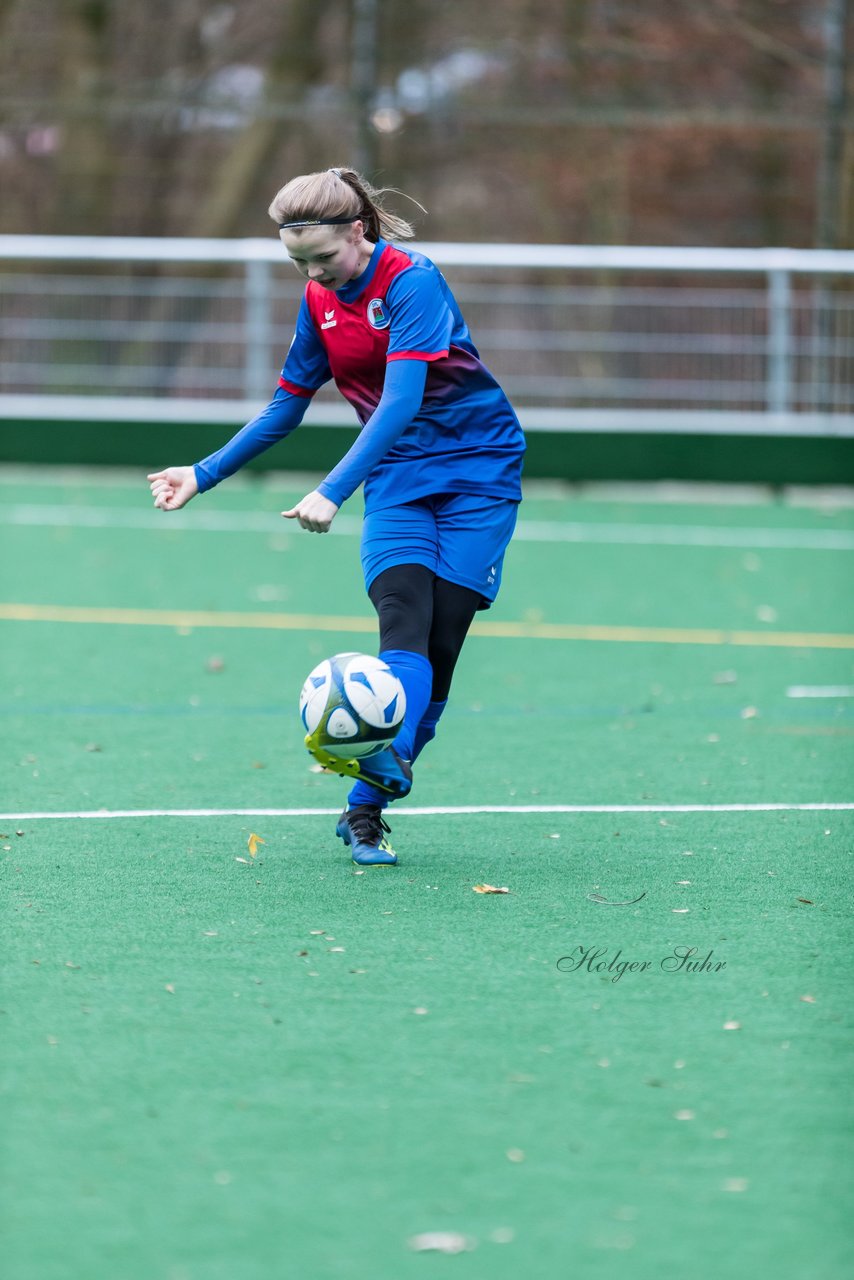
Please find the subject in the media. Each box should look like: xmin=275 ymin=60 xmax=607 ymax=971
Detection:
xmin=786 ymin=685 xmax=854 ymax=697
xmin=2 ymin=802 xmax=853 ymax=821
xmin=3 ymin=503 xmax=854 ymax=551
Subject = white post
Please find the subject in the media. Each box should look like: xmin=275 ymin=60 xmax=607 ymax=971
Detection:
xmin=767 ymin=269 xmax=792 ymax=414
xmin=244 ymin=259 xmax=271 ymax=400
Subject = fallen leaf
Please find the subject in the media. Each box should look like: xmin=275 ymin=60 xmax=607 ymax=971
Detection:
xmin=796 ymin=898 xmax=813 ymax=905
xmin=165 ymin=984 xmax=175 ymax=994
xmin=247 ymin=833 xmax=266 ymax=858
xmin=473 ymin=884 xmax=510 ymax=894
xmin=205 ymin=656 xmax=225 ymax=672
xmin=235 ymin=857 xmax=249 ymax=864
xmin=800 ymin=994 xmax=816 ymax=1003
xmin=723 ymin=1020 xmax=741 ymax=1030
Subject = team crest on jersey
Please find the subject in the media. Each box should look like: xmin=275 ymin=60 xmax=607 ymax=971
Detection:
xmin=366 ymin=297 xmax=390 ymax=329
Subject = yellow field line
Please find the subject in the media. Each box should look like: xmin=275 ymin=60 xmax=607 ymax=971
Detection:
xmin=2 ymin=602 xmax=853 ymax=648
xmin=478 ymin=619 xmax=854 ymax=648
xmin=0 ymin=603 xmax=376 ymax=633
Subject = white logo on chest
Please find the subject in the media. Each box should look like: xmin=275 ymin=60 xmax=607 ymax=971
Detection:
xmin=320 ymin=309 xmax=337 ymax=330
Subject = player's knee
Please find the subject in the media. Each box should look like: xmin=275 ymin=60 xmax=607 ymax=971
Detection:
xmin=369 ymin=565 xmax=434 ymax=654
xmin=376 ymin=593 xmax=430 ymax=653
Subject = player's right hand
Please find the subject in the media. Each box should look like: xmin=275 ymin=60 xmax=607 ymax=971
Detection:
xmin=147 ymin=466 xmax=199 ymax=511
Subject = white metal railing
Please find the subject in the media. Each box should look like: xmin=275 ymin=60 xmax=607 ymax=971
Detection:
xmin=1 ymin=236 xmax=853 ymax=437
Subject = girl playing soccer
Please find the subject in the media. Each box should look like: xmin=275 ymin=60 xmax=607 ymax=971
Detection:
xmin=148 ymin=167 xmax=525 ymax=865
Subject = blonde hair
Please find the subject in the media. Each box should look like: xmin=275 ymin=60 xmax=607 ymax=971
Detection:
xmin=268 ymin=167 xmax=423 ymax=241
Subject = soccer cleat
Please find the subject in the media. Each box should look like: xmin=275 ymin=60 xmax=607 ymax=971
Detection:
xmin=336 ymin=804 xmax=398 ymax=866
xmin=305 ymin=734 xmax=413 ymax=797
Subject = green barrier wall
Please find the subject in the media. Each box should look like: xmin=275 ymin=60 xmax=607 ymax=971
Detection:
xmin=1 ymin=417 xmax=853 ymax=485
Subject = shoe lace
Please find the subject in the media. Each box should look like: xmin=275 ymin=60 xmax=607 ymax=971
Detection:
xmin=346 ymin=805 xmax=391 ymax=844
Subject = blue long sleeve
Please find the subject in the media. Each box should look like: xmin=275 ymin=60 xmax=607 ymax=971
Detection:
xmin=317 ymin=359 xmax=428 ymax=507
xmin=193 ymin=387 xmax=310 ymax=492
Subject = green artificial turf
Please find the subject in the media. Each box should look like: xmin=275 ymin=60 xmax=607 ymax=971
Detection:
xmin=2 ymin=468 xmax=853 ymax=1279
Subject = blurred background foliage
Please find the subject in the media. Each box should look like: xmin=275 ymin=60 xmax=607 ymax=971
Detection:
xmin=0 ymin=0 xmax=850 ymax=246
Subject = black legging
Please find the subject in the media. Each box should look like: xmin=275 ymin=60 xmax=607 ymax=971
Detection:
xmin=367 ymin=563 xmax=481 ymax=702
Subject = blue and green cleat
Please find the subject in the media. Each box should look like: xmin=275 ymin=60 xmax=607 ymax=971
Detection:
xmin=336 ymin=804 xmax=398 ymax=865
xmin=305 ymin=733 xmax=413 ymax=798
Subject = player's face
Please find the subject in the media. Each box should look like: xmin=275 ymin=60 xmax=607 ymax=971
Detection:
xmin=281 ymin=223 xmax=370 ymax=289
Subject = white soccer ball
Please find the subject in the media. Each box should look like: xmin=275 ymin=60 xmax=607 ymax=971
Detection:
xmin=299 ymin=652 xmax=406 ymax=759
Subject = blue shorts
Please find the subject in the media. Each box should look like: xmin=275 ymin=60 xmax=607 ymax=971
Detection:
xmin=361 ymin=493 xmax=519 ymax=609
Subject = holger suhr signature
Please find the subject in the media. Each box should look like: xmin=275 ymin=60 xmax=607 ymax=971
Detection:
xmin=557 ymin=945 xmax=726 ymax=983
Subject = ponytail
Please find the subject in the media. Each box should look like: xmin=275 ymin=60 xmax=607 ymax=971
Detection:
xmin=268 ymin=167 xmax=424 ymax=241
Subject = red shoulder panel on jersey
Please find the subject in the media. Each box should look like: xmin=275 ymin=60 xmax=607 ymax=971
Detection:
xmin=386 ymin=349 xmax=449 ymax=363
xmin=278 ymin=375 xmax=316 ymax=398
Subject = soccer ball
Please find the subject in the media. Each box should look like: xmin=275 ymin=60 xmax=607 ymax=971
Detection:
xmin=299 ymin=652 xmax=406 ymax=759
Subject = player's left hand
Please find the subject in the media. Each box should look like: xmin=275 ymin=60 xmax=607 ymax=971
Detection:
xmin=281 ymin=490 xmax=339 ymax=533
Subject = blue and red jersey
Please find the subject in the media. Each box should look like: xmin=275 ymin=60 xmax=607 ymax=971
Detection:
xmin=280 ymin=240 xmax=525 ymax=512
